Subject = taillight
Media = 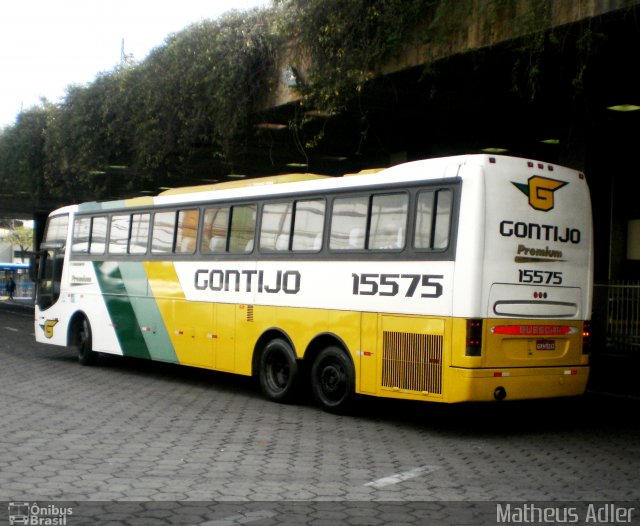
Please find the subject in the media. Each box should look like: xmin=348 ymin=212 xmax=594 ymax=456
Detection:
xmin=466 ymin=319 xmax=483 ymax=356
xmin=582 ymin=321 xmax=591 ymax=354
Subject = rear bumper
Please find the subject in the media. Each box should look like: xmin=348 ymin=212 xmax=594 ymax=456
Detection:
xmin=447 ymin=365 xmax=589 ymax=403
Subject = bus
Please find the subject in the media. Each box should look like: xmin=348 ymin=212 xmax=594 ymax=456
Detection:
xmin=32 ymin=154 xmax=593 ymax=413
xmin=1 ymin=262 xmax=30 ymax=299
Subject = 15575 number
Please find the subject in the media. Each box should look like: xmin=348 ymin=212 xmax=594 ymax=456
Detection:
xmin=352 ymin=273 xmax=444 ymax=297
xmin=518 ymin=269 xmax=563 ymax=285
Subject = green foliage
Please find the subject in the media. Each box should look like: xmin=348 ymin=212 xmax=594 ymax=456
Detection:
xmin=130 ymin=11 xmax=278 ymax=178
xmin=2 ymin=224 xmax=34 ymax=261
xmin=0 ymin=107 xmax=47 ymax=203
xmin=277 ymin=0 xmax=433 ymax=116
xmin=0 ymin=6 xmax=277 ymax=201
xmin=0 ymin=0 xmax=622 ymax=204
xmin=43 ymin=83 xmax=113 ymax=200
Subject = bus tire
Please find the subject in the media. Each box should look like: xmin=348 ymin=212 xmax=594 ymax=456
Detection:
xmin=258 ymin=338 xmax=299 ymax=403
xmin=76 ymin=317 xmax=97 ymax=366
xmin=311 ymin=346 xmax=355 ymax=414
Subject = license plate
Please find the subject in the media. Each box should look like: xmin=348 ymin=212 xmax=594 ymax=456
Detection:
xmin=536 ymin=340 xmax=556 ymax=351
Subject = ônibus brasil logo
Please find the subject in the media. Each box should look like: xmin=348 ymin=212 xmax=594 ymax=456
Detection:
xmin=512 ymin=175 xmax=567 ymax=212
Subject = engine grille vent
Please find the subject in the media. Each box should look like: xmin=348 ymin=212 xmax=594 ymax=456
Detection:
xmin=382 ymin=331 xmax=443 ymax=394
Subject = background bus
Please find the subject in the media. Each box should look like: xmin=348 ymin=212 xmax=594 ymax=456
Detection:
xmin=32 ymin=155 xmax=593 ymax=412
xmin=1 ymin=261 xmax=31 ymax=299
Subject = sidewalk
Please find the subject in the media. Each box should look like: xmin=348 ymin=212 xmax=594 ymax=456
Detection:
xmin=0 ymin=295 xmax=34 ymax=311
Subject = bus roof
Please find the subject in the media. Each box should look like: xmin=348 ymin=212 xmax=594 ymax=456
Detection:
xmin=57 ymin=155 xmax=584 ymax=216
xmin=158 ymin=173 xmax=331 ymax=196
xmin=0 ymin=262 xmax=29 ymax=270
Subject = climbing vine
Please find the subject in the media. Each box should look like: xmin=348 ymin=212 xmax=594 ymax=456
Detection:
xmin=276 ymin=0 xmax=433 ymax=117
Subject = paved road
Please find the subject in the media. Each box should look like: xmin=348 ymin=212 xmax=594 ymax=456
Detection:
xmin=1 ymin=302 xmax=639 ymax=525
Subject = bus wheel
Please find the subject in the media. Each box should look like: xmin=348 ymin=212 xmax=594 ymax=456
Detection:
xmin=76 ymin=317 xmax=97 ymax=366
xmin=311 ymin=346 xmax=355 ymax=414
xmin=259 ymin=338 xmax=299 ymax=403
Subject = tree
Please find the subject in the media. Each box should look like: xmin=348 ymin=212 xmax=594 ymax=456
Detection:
xmin=0 ymin=107 xmax=48 ymax=204
xmin=3 ymin=225 xmax=34 ymax=262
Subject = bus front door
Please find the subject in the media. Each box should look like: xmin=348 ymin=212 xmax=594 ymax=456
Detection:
xmin=35 ymin=246 xmax=65 ymax=311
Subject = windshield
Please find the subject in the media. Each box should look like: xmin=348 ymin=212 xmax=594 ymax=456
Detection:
xmin=43 ymin=214 xmax=69 ymax=245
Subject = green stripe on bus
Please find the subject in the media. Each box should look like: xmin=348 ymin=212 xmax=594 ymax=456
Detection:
xmin=118 ymin=262 xmax=178 ymax=363
xmin=92 ymin=261 xmax=179 ymax=363
xmin=78 ymin=200 xmax=127 ymax=212
xmin=93 ymin=261 xmax=151 ymax=359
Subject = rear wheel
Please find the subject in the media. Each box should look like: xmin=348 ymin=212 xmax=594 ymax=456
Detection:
xmin=311 ymin=346 xmax=355 ymax=414
xmin=76 ymin=317 xmax=97 ymax=366
xmin=258 ymin=338 xmax=299 ymax=403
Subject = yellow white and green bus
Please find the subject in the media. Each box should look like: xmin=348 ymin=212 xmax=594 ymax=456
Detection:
xmin=32 ymin=154 xmax=593 ymax=412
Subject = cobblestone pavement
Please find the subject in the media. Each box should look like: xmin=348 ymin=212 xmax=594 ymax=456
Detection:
xmin=1 ymin=303 xmax=639 ymax=525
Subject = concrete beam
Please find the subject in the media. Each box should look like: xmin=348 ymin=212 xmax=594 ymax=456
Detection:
xmin=267 ymin=0 xmax=640 ymax=109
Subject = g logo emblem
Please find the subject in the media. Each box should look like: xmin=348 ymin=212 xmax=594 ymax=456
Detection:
xmin=512 ymin=176 xmax=567 ymax=211
xmin=44 ymin=319 xmax=59 ymax=339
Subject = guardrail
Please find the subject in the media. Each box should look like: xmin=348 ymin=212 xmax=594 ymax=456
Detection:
xmin=594 ymin=282 xmax=640 ymax=354
xmin=16 ymin=282 xmax=33 ymax=299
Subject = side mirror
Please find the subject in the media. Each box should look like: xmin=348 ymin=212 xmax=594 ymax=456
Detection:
xmin=28 ymin=252 xmax=39 ymax=282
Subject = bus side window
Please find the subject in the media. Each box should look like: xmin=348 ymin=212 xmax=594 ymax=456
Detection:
xmin=369 ymin=193 xmax=408 ymax=250
xmin=260 ymin=202 xmax=292 ymax=251
xmin=89 ymin=216 xmax=107 ymax=255
xmin=201 ymin=207 xmax=230 ymax=253
xmin=72 ymin=217 xmax=90 ymax=253
xmin=108 ymin=214 xmax=131 ymax=254
xmin=330 ymin=196 xmax=368 ymax=250
xmin=433 ymin=189 xmax=452 ymax=249
xmin=415 ymin=189 xmax=452 ymax=250
xmin=151 ymin=211 xmax=176 ymax=254
xmin=229 ymin=204 xmax=256 ymax=253
xmin=292 ymin=199 xmax=325 ymax=251
xmin=176 ymin=209 xmax=199 ymax=254
xmin=129 ymin=213 xmax=150 ymax=254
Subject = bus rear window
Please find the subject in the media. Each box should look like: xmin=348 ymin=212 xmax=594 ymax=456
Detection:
xmin=415 ymin=189 xmax=452 ymax=250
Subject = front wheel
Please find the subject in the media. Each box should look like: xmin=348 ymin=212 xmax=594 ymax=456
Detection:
xmin=311 ymin=346 xmax=355 ymax=414
xmin=258 ymin=338 xmax=299 ymax=403
xmin=76 ymin=317 xmax=97 ymax=366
